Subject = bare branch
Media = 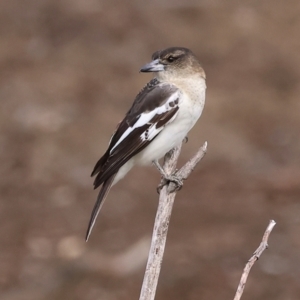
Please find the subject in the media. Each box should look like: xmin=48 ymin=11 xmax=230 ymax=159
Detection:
xmin=166 ymin=141 xmax=207 ymax=193
xmin=233 ymin=220 xmax=276 ymax=300
xmin=176 ymin=141 xmax=208 ymax=180
xmin=139 ymin=142 xmax=207 ymax=300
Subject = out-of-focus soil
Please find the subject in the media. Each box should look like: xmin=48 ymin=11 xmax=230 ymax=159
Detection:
xmin=0 ymin=1 xmax=300 ymax=299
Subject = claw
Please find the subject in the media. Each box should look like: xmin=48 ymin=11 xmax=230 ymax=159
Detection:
xmin=153 ymin=160 xmax=183 ymax=193
xmin=166 ymin=174 xmax=183 ymax=192
xmin=156 ymin=180 xmax=166 ymax=194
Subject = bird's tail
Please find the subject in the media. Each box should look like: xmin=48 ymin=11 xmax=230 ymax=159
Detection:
xmin=85 ymin=173 xmax=117 ymax=241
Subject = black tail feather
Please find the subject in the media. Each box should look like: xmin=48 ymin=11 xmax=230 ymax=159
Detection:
xmin=85 ymin=173 xmax=117 ymax=241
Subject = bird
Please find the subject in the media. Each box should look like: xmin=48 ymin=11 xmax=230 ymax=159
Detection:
xmin=86 ymin=47 xmax=206 ymax=241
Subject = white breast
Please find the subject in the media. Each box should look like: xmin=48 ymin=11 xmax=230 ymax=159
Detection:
xmin=135 ymin=76 xmax=206 ymax=165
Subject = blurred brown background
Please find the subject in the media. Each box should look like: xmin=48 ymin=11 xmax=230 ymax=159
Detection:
xmin=1 ymin=0 xmax=300 ymax=299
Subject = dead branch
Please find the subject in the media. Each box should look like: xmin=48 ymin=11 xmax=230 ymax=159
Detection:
xmin=139 ymin=142 xmax=208 ymax=300
xmin=233 ymin=220 xmax=276 ymax=300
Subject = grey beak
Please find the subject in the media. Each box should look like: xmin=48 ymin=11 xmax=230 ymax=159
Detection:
xmin=140 ymin=59 xmax=165 ymax=72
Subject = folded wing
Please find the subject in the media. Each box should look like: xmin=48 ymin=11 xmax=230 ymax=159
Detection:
xmin=91 ymin=79 xmax=181 ymax=189
xmin=86 ymin=79 xmax=181 ymax=240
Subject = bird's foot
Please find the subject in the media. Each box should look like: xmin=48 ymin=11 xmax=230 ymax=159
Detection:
xmin=153 ymin=160 xmax=183 ymax=193
xmin=156 ymin=173 xmax=183 ymax=193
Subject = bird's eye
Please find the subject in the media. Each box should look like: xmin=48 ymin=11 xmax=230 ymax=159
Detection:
xmin=167 ymin=56 xmax=176 ymax=62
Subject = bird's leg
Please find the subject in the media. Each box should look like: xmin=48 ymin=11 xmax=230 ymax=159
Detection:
xmin=152 ymin=160 xmax=168 ymax=193
xmin=183 ymin=136 xmax=188 ymax=144
xmin=152 ymin=160 xmax=183 ymax=193
xmin=152 ymin=160 xmax=168 ymax=177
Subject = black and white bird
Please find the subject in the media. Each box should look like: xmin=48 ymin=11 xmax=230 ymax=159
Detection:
xmin=86 ymin=47 xmax=206 ymax=241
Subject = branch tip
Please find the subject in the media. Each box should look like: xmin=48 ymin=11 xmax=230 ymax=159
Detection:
xmin=233 ymin=220 xmax=276 ymax=300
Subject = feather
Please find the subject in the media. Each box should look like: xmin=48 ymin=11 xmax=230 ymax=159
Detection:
xmin=85 ymin=173 xmax=117 ymax=241
xmin=91 ymin=80 xmax=181 ymax=189
xmin=87 ymin=80 xmax=181 ymax=237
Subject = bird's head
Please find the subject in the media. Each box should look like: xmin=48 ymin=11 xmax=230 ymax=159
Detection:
xmin=140 ymin=47 xmax=205 ymax=80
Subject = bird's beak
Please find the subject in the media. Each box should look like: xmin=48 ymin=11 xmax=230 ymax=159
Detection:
xmin=140 ymin=59 xmax=165 ymax=72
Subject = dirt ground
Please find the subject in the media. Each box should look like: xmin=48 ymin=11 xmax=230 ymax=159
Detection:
xmin=1 ymin=0 xmax=300 ymax=299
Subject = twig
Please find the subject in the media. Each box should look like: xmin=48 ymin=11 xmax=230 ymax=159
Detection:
xmin=139 ymin=142 xmax=208 ymax=300
xmin=233 ymin=220 xmax=276 ymax=300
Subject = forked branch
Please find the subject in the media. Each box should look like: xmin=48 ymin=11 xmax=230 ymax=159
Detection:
xmin=139 ymin=142 xmax=208 ymax=300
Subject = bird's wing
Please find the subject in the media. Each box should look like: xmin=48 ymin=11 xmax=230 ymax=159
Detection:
xmin=86 ymin=79 xmax=181 ymax=241
xmin=91 ymin=79 xmax=181 ymax=189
